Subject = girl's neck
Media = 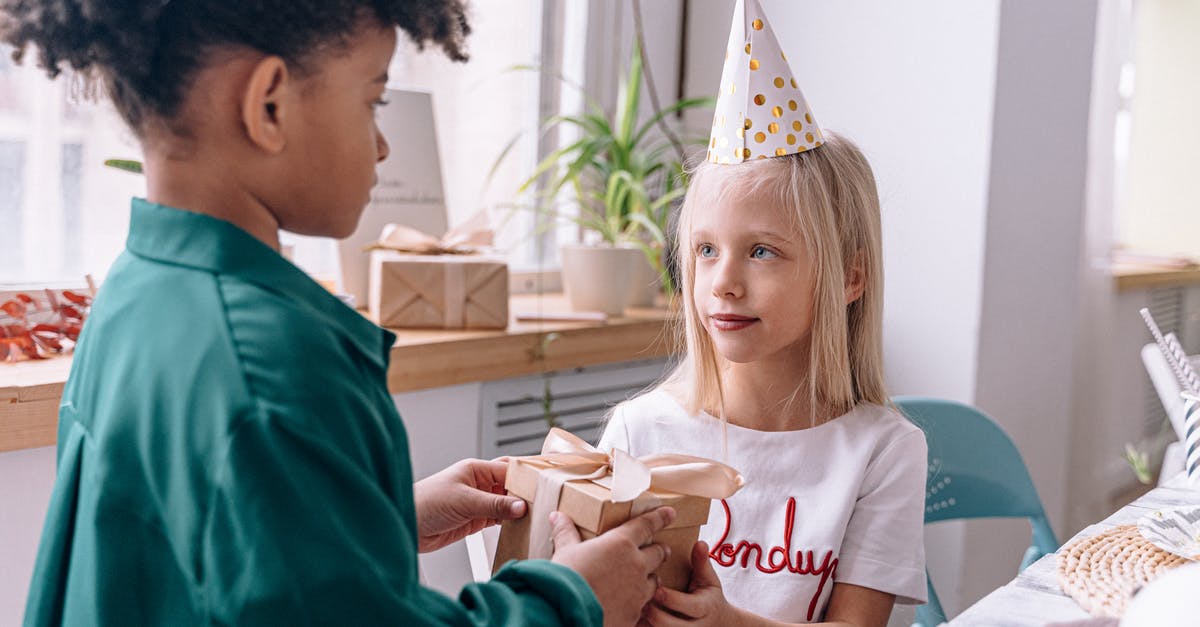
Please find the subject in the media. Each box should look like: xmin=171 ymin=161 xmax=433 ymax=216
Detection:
xmin=716 ymin=353 xmax=835 ymax=432
xmin=143 ymin=148 xmax=283 ymax=251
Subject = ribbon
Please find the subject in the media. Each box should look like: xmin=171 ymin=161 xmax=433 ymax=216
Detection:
xmin=444 ymin=263 xmax=465 ymax=327
xmin=522 ymin=428 xmax=744 ymax=560
xmin=367 ymin=209 xmax=494 ymax=255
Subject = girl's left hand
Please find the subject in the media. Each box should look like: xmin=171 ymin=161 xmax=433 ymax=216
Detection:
xmin=642 ymin=541 xmax=738 ymax=627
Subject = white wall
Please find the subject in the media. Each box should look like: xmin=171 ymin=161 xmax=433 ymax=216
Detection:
xmin=0 ymin=446 xmax=56 ymax=626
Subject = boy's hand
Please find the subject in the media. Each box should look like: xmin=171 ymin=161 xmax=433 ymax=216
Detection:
xmin=643 ymin=541 xmax=737 ymax=627
xmin=550 ymin=507 xmax=676 ymax=627
xmin=412 ymin=458 xmax=526 ymax=553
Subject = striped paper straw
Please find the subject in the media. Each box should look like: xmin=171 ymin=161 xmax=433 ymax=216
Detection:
xmin=1184 ymin=393 xmax=1200 ymax=486
xmin=1139 ymin=308 xmax=1200 ymax=395
xmin=1165 ymin=332 xmax=1200 ymax=395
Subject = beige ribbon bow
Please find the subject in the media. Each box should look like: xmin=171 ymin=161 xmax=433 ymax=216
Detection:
xmin=368 ymin=209 xmax=494 ymax=255
xmin=524 ymin=428 xmax=744 ymax=560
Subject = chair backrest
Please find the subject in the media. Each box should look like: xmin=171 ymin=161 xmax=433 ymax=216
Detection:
xmin=893 ymin=396 xmax=1058 ymax=626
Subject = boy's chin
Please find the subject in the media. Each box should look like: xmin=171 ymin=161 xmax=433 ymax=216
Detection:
xmin=327 ymin=219 xmax=362 ymax=240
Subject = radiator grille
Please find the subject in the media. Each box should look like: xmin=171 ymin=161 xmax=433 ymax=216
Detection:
xmin=480 ymin=358 xmax=671 ymax=458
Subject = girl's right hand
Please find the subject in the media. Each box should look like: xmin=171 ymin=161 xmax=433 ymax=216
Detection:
xmin=642 ymin=541 xmax=740 ymax=627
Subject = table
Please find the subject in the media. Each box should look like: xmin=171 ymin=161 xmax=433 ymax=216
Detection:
xmin=0 ymin=294 xmax=676 ymax=453
xmin=951 ymin=473 xmax=1199 ymax=625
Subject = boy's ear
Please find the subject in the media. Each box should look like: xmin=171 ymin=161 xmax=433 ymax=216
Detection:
xmin=844 ymin=249 xmax=867 ymax=305
xmin=240 ymin=56 xmax=290 ymax=154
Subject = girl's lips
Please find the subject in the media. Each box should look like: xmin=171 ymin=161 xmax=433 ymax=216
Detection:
xmin=710 ymin=314 xmax=758 ymax=331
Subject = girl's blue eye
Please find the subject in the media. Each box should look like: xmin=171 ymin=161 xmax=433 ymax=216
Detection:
xmin=751 ymin=245 xmax=777 ymax=259
xmin=698 ymin=244 xmax=717 ymax=258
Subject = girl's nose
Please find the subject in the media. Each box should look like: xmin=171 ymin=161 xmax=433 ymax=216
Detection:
xmin=710 ymin=258 xmax=744 ymax=299
xmin=375 ymin=127 xmax=390 ymax=163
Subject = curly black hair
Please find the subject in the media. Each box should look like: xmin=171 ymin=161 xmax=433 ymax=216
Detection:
xmin=0 ymin=0 xmax=470 ymax=133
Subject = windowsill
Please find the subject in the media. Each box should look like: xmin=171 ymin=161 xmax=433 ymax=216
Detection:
xmin=1113 ymin=261 xmax=1200 ymax=291
xmin=0 ymin=293 xmax=677 ymax=453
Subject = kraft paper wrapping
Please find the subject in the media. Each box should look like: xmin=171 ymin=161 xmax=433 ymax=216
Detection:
xmin=492 ymin=428 xmax=744 ymax=591
xmin=369 ymin=251 xmax=508 ymax=329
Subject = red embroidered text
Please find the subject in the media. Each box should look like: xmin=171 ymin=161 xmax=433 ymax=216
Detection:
xmin=708 ymin=497 xmax=838 ymax=621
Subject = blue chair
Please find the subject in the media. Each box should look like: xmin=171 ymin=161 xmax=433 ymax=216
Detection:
xmin=892 ymin=397 xmax=1058 ymax=627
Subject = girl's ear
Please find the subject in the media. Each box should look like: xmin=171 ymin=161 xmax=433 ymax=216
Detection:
xmin=844 ymin=249 xmax=866 ymax=305
xmin=240 ymin=56 xmax=289 ymax=154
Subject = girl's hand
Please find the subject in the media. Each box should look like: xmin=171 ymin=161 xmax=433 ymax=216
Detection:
xmin=643 ymin=541 xmax=739 ymax=627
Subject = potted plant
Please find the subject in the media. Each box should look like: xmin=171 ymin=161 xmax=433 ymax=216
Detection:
xmin=502 ymin=42 xmax=711 ymax=314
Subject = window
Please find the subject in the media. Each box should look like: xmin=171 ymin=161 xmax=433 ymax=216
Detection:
xmin=0 ymin=52 xmax=145 ymax=287
xmin=3 ymin=2 xmax=574 ymax=289
xmin=278 ymin=1 xmax=587 ymax=282
xmin=1116 ymin=0 xmax=1200 ymax=261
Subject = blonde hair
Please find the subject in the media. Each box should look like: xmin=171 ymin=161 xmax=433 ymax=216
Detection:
xmin=665 ymin=130 xmax=886 ymax=425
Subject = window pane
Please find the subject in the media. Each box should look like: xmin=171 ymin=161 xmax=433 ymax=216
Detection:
xmin=0 ymin=140 xmax=25 ymax=276
xmin=0 ymin=54 xmax=25 ymax=115
xmin=61 ymin=143 xmax=83 ymax=274
xmin=387 ymin=0 xmax=544 ymax=268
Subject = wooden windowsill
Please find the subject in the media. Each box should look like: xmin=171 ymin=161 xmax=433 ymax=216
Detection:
xmin=1113 ymin=261 xmax=1200 ymax=291
xmin=0 ymin=294 xmax=677 ymax=453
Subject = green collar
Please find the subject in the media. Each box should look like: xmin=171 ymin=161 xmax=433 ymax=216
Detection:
xmin=125 ymin=198 xmax=395 ymax=369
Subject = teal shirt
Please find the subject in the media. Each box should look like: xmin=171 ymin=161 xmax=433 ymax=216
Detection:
xmin=24 ymin=200 xmax=600 ymax=626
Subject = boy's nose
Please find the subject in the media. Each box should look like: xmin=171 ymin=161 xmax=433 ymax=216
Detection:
xmin=376 ymin=128 xmax=390 ymax=163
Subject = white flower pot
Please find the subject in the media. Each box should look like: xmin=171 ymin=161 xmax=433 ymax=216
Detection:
xmin=559 ymin=244 xmax=640 ymax=316
xmin=624 ymin=245 xmax=660 ymax=307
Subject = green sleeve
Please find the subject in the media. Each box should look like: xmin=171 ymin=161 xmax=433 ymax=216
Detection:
xmin=201 ymin=410 xmax=601 ymax=626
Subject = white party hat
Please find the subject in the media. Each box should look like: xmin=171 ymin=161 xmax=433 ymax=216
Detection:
xmin=707 ymin=0 xmax=824 ymax=164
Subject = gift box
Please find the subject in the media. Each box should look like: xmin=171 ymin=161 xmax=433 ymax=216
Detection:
xmin=368 ymin=250 xmax=508 ymax=329
xmin=492 ymin=429 xmax=743 ymax=591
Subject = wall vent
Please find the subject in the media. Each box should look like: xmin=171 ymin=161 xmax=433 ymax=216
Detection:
xmin=479 ymin=358 xmax=670 ymax=458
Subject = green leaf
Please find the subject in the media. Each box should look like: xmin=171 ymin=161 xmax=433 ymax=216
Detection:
xmin=631 ymin=96 xmax=716 ymax=147
xmin=1123 ymin=443 xmax=1153 ymax=485
xmin=104 ymin=159 xmax=143 ymax=174
xmin=628 ymin=212 xmax=666 ymax=245
xmin=614 ymin=41 xmax=643 ymax=149
xmin=484 ymin=130 xmax=526 ymax=191
xmin=648 ymin=185 xmax=686 ymax=213
xmin=517 ymin=136 xmax=593 ymax=194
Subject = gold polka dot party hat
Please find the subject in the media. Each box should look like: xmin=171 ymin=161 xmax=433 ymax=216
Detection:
xmin=707 ymin=0 xmax=823 ymax=164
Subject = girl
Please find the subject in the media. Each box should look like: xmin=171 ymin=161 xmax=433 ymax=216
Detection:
xmin=599 ymin=133 xmax=927 ymax=626
xmin=1 ymin=2 xmax=672 ymax=625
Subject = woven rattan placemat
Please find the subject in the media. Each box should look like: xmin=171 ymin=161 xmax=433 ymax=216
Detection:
xmin=1057 ymin=524 xmax=1192 ymax=617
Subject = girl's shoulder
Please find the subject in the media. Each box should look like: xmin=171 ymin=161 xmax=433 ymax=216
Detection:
xmin=839 ymin=402 xmax=928 ymax=452
xmin=613 ymin=387 xmax=693 ymax=423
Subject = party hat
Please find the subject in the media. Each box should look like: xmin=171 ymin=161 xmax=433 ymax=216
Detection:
xmin=707 ymin=0 xmax=823 ymax=164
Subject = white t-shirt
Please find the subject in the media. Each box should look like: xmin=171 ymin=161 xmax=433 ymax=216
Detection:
xmin=598 ymin=389 xmax=927 ymax=623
